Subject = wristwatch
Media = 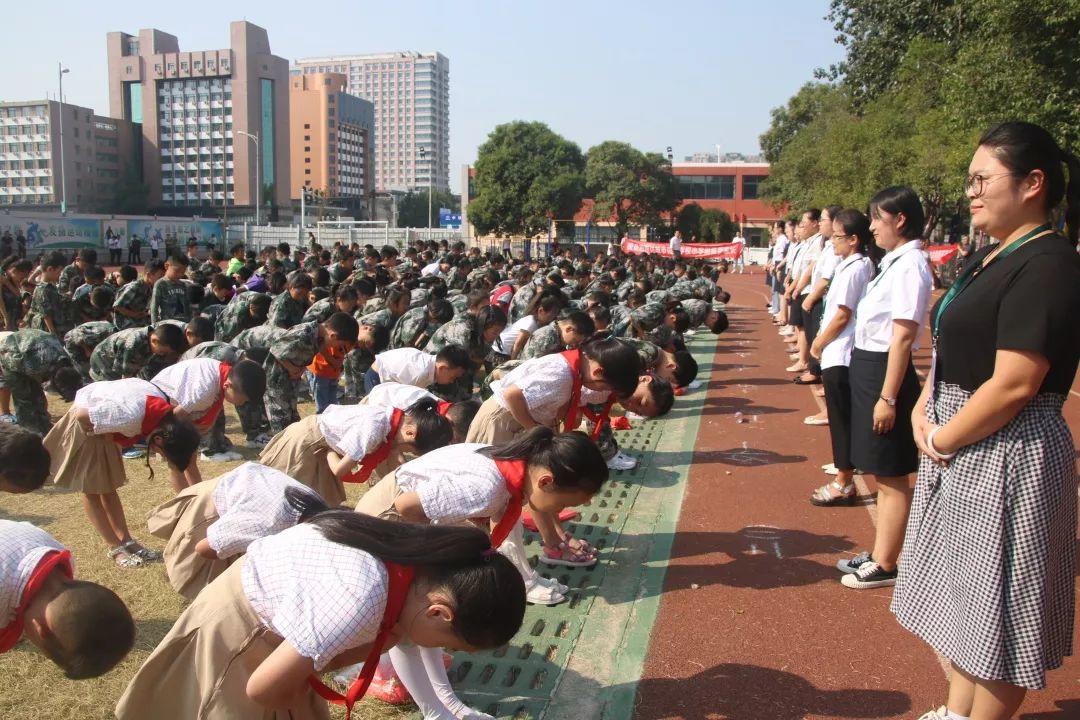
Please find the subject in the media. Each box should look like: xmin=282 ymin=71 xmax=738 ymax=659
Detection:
xmin=880 ymin=395 xmax=897 ymax=407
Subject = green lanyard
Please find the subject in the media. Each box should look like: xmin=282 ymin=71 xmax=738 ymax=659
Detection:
xmin=931 ymin=223 xmax=1052 ymax=338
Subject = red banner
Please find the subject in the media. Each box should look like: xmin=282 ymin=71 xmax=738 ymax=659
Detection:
xmin=621 ymin=238 xmax=743 ymax=260
xmin=926 ymin=244 xmax=959 ymax=265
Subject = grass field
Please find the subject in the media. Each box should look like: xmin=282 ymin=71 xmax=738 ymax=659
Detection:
xmin=0 ymin=394 xmax=417 ymax=720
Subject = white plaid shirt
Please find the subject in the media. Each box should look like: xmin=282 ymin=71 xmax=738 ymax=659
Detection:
xmin=74 ymin=378 xmax=169 ymax=437
xmin=152 ymin=358 xmax=224 ymax=420
xmin=490 ymin=353 xmax=573 ymax=427
xmin=206 ymin=463 xmax=316 ymax=559
xmin=393 ymin=444 xmax=511 ymax=524
xmin=316 ymin=404 xmax=391 ymax=461
xmin=364 ymin=382 xmax=437 ymax=411
xmin=0 ymin=521 xmax=67 ymax=627
xmin=374 ymin=348 xmax=436 ymax=388
xmin=242 ymin=523 xmax=388 ymax=671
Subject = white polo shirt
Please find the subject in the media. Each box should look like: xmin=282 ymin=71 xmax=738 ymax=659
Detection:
xmin=1 ymin=521 xmax=66 ymax=628
xmin=493 ymin=315 xmax=539 ymax=355
xmin=771 ymin=234 xmax=790 ymax=263
xmin=853 ymin=240 xmax=933 ymax=352
xmin=797 ymin=234 xmax=824 ymax=295
xmin=669 ymin=235 xmax=682 ymax=253
xmin=820 ymin=254 xmax=874 ymax=370
xmin=811 ymin=240 xmax=840 ymax=288
xmin=206 ymin=462 xmax=316 ymax=559
xmin=363 ymin=382 xmax=437 ymax=411
xmin=74 ymin=378 xmax=170 ymax=437
xmin=373 ymin=347 xmax=436 ymax=388
xmin=391 ymin=443 xmax=511 ymax=524
xmin=152 ymin=358 xmax=225 ymax=421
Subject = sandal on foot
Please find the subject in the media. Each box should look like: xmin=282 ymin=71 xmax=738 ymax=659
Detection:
xmin=810 ymin=481 xmax=856 ymax=507
xmin=803 ymin=415 xmax=829 ymax=426
xmin=107 ymin=545 xmax=144 ymax=568
xmin=785 ymin=364 xmax=808 ymax=373
xmin=122 ymin=540 xmax=163 ymax=563
xmin=539 ymin=542 xmax=597 ymax=568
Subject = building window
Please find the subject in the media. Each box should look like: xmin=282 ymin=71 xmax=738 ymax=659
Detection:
xmin=677 ymin=175 xmax=735 ymax=201
xmin=304 ymin=169 xmax=310 ymax=175
xmin=742 ymin=175 xmax=767 ymax=200
xmin=304 ymin=123 xmax=310 ymax=129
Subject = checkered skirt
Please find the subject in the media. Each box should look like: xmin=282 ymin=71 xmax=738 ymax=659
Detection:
xmin=891 ymin=382 xmax=1077 ymax=689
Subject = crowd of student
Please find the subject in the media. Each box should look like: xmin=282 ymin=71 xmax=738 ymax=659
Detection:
xmin=765 ymin=122 xmax=1080 ymax=720
xmin=0 ymin=215 xmax=731 ymax=718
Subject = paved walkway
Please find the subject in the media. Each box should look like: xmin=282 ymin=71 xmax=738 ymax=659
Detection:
xmin=633 ymin=271 xmax=1080 ymax=720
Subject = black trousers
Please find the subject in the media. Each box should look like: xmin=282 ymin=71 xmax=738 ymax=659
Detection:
xmin=805 ymin=299 xmax=824 ymax=376
xmin=822 ymin=366 xmax=854 ymax=472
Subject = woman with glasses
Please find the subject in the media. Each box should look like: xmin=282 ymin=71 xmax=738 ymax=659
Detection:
xmin=838 ymin=185 xmax=933 ymax=590
xmin=894 ymin=122 xmax=1080 ymax=720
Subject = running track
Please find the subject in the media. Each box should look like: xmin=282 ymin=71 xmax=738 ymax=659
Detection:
xmin=633 ymin=270 xmax=1080 ymax=720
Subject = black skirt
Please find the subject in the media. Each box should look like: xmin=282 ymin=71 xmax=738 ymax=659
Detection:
xmin=822 ymin=366 xmax=854 ymax=471
xmin=849 ymin=348 xmax=921 ymax=476
xmin=789 ymin=299 xmax=804 ymax=327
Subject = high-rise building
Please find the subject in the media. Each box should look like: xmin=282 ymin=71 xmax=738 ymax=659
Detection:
xmin=289 ymin=73 xmax=374 ymax=214
xmin=106 ymin=21 xmax=291 ymax=211
xmin=0 ymin=100 xmax=137 ymax=212
xmin=292 ymin=52 xmax=449 ymax=194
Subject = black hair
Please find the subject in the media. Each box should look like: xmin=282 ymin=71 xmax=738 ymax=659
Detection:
xmin=325 ymin=311 xmax=360 ymax=342
xmin=404 ymin=397 xmax=454 ymax=453
xmin=526 ymin=289 xmax=566 ymax=318
xmin=0 ymin=424 xmax=50 ymax=492
xmin=979 ymin=121 xmax=1080 ymax=245
xmin=706 ymin=309 xmax=729 ymax=335
xmin=42 ymin=250 xmax=66 ymax=270
xmin=869 ymin=186 xmax=925 ymax=240
xmin=368 ymin=322 xmax=391 ymax=353
xmin=291 ymin=505 xmax=526 ymax=649
xmin=465 ymin=289 xmax=489 ymax=310
xmin=77 ymin=248 xmax=98 ymax=264
xmin=152 ymin=322 xmax=189 ymax=354
xmin=803 ymin=208 xmax=822 ymax=223
xmin=476 ymin=305 xmax=507 ymax=335
xmin=89 ymin=286 xmax=112 ymax=310
xmin=167 ymin=252 xmax=190 ymax=268
xmin=310 ymin=287 xmax=330 ymax=303
xmin=672 ymin=350 xmax=699 ymax=387
xmin=648 ymin=376 xmax=676 ymax=417
xmin=288 ymin=273 xmax=313 ymax=291
xmin=386 ymin=287 xmax=410 ymax=311
xmin=436 ymin=343 xmax=473 ymax=371
xmin=187 ymin=284 xmax=206 ymax=307
xmin=44 ymin=580 xmax=134 ymax=679
xmin=480 ymin=427 xmax=608 ymax=495
xmin=428 ymin=298 xmax=454 ymax=324
xmin=267 ymin=271 xmax=288 ymax=295
xmin=145 ymin=413 xmax=201 ymax=478
xmin=2 ymin=256 xmax=34 ymax=275
xmin=186 ymin=316 xmax=215 ymax=344
xmin=277 ymin=242 xmax=291 ymax=255
xmin=49 ymin=364 xmax=83 ymax=403
xmin=353 ymin=277 xmax=376 ymax=298
xmin=335 ymin=285 xmax=359 ymax=303
xmin=144 ymin=258 xmax=166 ymax=276
xmin=236 ymin=265 xmax=254 ymax=282
xmin=824 ymin=204 xmax=843 ymax=223
xmin=230 ymin=242 xmax=246 ymax=256
xmin=445 ymin=399 xmax=481 ymax=443
xmin=310 ymin=267 xmax=330 ymax=288
xmin=83 ymin=265 xmax=105 ymax=283
xmin=580 ymin=337 xmax=643 ymax=396
xmin=228 ymin=359 xmax=266 ymax=404
xmin=210 ymin=273 xmax=233 ymax=291
xmin=834 ymin=208 xmax=883 ymax=265
xmin=662 ymin=301 xmax=691 ymax=334
xmin=559 ymin=309 xmax=595 ymax=338
xmin=587 ymin=304 xmax=611 ymax=327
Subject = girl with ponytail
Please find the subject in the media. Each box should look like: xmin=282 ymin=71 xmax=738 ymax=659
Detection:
xmin=353 ymin=427 xmax=607 ymax=718
xmin=44 ymin=378 xmax=201 ymax=569
xmin=259 ymin=396 xmax=452 ymax=506
xmin=116 ymin=507 xmax=525 ymax=720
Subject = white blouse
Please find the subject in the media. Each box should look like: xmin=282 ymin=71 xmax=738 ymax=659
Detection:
xmin=853 ymin=240 xmax=933 ymax=352
xmin=493 ymin=315 xmax=539 ymax=354
xmin=152 ymin=358 xmax=224 ymax=420
xmin=490 ymin=353 xmax=573 ymax=427
xmin=242 ymin=523 xmax=388 ymax=672
xmin=0 ymin=520 xmax=67 ymax=628
xmin=392 ymin=444 xmax=511 ymax=524
xmin=206 ymin=463 xmax=316 ymax=559
xmin=316 ymin=404 xmax=392 ymax=462
xmin=820 ymin=254 xmax=875 ymax=370
xmin=374 ymin=348 xmax=436 ymax=388
xmin=74 ymin=378 xmax=169 ymax=437
xmin=363 ymin=382 xmax=437 ymax=411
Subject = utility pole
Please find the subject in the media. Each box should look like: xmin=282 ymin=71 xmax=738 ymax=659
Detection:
xmin=58 ymin=63 xmax=70 ymax=215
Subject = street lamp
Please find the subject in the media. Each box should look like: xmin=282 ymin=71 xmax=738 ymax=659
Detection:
xmin=58 ymin=63 xmax=70 ymax=215
xmin=418 ymin=146 xmax=432 ymax=229
xmin=236 ymin=130 xmax=260 ymax=225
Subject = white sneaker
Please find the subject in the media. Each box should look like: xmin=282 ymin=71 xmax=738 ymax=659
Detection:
xmin=525 ymin=578 xmax=566 ymax=606
xmin=624 ymin=411 xmax=646 ymax=422
xmin=687 ymin=379 xmax=702 ymax=390
xmin=607 ymin=451 xmax=637 ymax=471
xmin=0 ymin=413 xmax=16 ymax=424
xmin=201 ymin=450 xmax=243 ymax=462
xmin=243 ymin=433 xmax=272 ymax=449
xmin=916 ymin=707 xmax=948 ymax=720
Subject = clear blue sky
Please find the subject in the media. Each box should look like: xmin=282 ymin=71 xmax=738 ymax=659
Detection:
xmin=3 ymin=0 xmax=845 ymax=193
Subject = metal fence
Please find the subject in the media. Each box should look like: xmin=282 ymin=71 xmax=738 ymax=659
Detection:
xmin=225 ymin=224 xmax=462 ymax=252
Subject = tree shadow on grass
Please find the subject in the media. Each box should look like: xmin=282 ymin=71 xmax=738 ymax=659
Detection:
xmin=0 ymin=509 xmax=55 ymax=526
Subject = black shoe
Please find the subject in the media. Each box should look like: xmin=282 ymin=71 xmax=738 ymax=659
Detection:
xmin=836 ymin=551 xmax=872 ymax=574
xmin=840 ymin=561 xmax=897 ymax=589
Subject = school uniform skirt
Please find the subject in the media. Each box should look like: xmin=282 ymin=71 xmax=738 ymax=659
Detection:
xmin=258 ymin=415 xmax=346 ymax=507
xmin=44 ymin=406 xmax=126 ymax=493
xmin=147 ymin=478 xmax=231 ymax=602
xmin=821 ymin=366 xmax=853 ymax=472
xmin=892 ymin=385 xmax=1077 ymax=690
xmin=115 ymin=560 xmax=330 ymax=720
xmin=354 ymin=469 xmax=404 ymax=520
xmin=464 ymin=396 xmax=523 ymax=444
xmin=848 ymin=348 xmax=920 ymax=477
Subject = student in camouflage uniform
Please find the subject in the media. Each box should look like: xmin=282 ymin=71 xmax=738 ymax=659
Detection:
xmin=425 ymin=305 xmax=506 ymax=401
xmin=229 ymin=325 xmax=285 ymax=443
xmin=302 ymin=285 xmax=359 ymax=324
xmin=24 ymin=251 xmax=69 ymax=337
xmin=519 ymin=310 xmax=595 ymax=360
xmin=0 ymin=329 xmax=83 ymax=434
xmin=112 ymin=260 xmax=165 ymax=330
xmin=88 ymin=324 xmax=187 ymax=382
xmin=58 ymin=248 xmax=97 ymax=296
xmin=389 ymin=299 xmax=453 ymax=349
xmin=266 ymin=274 xmax=312 ymax=328
xmin=215 ymin=292 xmax=271 ymax=342
xmin=63 ymin=320 xmax=117 ymax=383
xmin=341 ymin=289 xmax=408 ymax=400
xmin=149 ymin=254 xmax=192 ymax=323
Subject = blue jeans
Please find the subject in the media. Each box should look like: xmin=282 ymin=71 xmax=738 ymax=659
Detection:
xmin=363 ymin=368 xmax=381 ymax=395
xmin=307 ymin=372 xmax=340 ymax=414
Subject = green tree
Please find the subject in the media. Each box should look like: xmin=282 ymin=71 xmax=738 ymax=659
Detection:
xmin=468 ymin=121 xmax=585 ymax=238
xmin=675 ymin=204 xmax=738 ymax=242
xmin=396 ymin=189 xmax=460 ymax=228
xmin=759 ymin=83 xmax=843 ymax=163
xmin=585 ymin=141 xmax=680 ymax=235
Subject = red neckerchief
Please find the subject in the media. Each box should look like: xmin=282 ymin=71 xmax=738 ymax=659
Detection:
xmin=194 ymin=362 xmax=233 ymax=431
xmin=559 ymin=349 xmax=583 ymax=431
xmin=111 ymin=395 xmax=173 ymax=448
xmin=489 ymin=459 xmax=528 ymax=548
xmin=342 ymin=408 xmax=404 ymax=483
xmin=308 ymin=562 xmax=415 ymax=720
xmin=0 ymin=550 xmax=73 ymax=653
xmin=581 ymin=395 xmax=617 ymax=441
xmin=436 ymin=400 xmax=453 ymax=416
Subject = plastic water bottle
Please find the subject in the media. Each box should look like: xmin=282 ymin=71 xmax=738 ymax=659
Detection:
xmin=734 ymin=412 xmax=745 ymax=424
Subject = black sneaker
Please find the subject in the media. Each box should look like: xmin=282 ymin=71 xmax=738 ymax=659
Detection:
xmin=840 ymin=561 xmax=897 ymax=589
xmin=836 ymin=551 xmax=872 ymax=574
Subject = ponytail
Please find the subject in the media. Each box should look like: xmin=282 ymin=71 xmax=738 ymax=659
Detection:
xmin=404 ymin=397 xmax=453 ymax=453
xmin=479 ymin=427 xmax=607 ymax=495
xmin=580 ymin=336 xmax=644 ymax=396
xmin=145 ymin=413 xmax=201 ymax=479
xmin=283 ymin=485 xmax=331 ymax=522
xmin=300 ymin=511 xmax=526 ymax=649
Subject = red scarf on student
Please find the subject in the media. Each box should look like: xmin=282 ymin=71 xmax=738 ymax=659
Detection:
xmin=581 ymin=395 xmax=617 ymax=441
xmin=341 ymin=408 xmax=404 ymax=483
xmin=193 ymin=362 xmax=233 ymax=432
xmin=0 ymin=550 xmax=73 ymax=654
xmin=489 ymin=459 xmax=528 ymax=548
xmin=307 ymin=562 xmax=415 ymax=720
xmin=111 ymin=395 xmax=173 ymax=448
xmin=559 ymin=349 xmax=584 ymax=431
xmin=436 ymin=400 xmax=453 ymax=416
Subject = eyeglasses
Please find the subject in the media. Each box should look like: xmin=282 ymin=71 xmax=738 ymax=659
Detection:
xmin=965 ymin=172 xmax=1020 ymax=197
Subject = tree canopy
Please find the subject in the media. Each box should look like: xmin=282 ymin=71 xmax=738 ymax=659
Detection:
xmin=396 ymin=189 xmax=459 ymax=228
xmin=585 ymin=141 xmax=680 ymax=235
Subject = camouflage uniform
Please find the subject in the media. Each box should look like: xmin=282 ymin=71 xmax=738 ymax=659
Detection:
xmin=57 ymin=264 xmax=84 ymax=296
xmin=264 ymin=322 xmax=321 ymax=433
xmin=681 ymin=298 xmax=710 ymax=328
xmin=340 ymin=308 xmax=398 ymax=401
xmin=327 ymin=262 xmax=352 ymax=285
xmin=302 ymin=297 xmax=335 ymax=324
xmin=647 ymin=325 xmax=678 ymax=350
xmin=89 ymin=326 xmax=161 ymax=382
xmin=615 ymin=279 xmax=636 ymax=301
xmin=448 ymin=292 xmax=470 ymax=316
xmin=182 ymin=340 xmax=241 ymax=364
xmin=447 ymin=269 xmax=469 ymax=291
xmin=215 ymin=293 xmax=266 ymax=342
xmin=645 ymin=289 xmax=672 ymax=305
xmin=609 ymin=304 xmax=631 ymax=332
xmin=617 ymin=337 xmax=661 ymax=371
xmin=389 ymin=306 xmax=438 ymax=349
xmin=112 ymin=279 xmax=153 ymax=330
xmin=667 ymin=279 xmax=698 ymax=300
xmin=631 ymin=302 xmax=665 ymax=334
xmin=230 ymin=326 xmax=288 ymax=439
xmin=508 ymin=282 xmax=539 ymax=323
xmin=63 ymin=321 xmax=117 ymax=383
xmin=149 ymin=277 xmax=192 ymax=324
xmin=518 ymin=323 xmax=563 ymax=360
xmin=424 ymin=315 xmax=479 ymax=401
xmin=359 ymin=296 xmax=386 ymax=316
xmin=71 ymin=284 xmax=115 ymax=324
xmin=266 ymin=292 xmax=307 ymax=329
xmin=198 ymin=259 xmax=220 ymax=277
xmin=24 ymin=282 xmax=69 ymax=338
xmin=0 ymin=329 xmax=72 ymax=434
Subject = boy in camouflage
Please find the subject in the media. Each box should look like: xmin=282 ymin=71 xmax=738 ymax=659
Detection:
xmin=112 ymin=259 xmax=164 ymax=330
xmin=266 ymin=273 xmax=311 ymax=329
xmin=58 ymin=248 xmax=97 ymax=296
xmin=149 ymin=254 xmax=192 ymax=324
xmin=24 ymin=251 xmax=69 ymax=337
xmin=341 ymin=289 xmax=407 ymax=400
xmin=518 ymin=310 xmax=595 ymax=360
xmin=302 ymin=285 xmax=359 ymax=324
xmin=389 ymin=298 xmax=454 ymax=349
xmin=71 ymin=267 xmax=114 ymax=325
xmin=214 ymin=291 xmax=271 ymax=342
xmin=88 ymin=324 xmax=187 ymax=382
xmin=424 ymin=305 xmax=507 ymax=401
xmin=0 ymin=329 xmax=83 ymax=433
xmin=63 ymin=320 xmax=117 ymax=383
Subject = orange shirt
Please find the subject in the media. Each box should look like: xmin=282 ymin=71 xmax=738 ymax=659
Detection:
xmin=308 ymin=344 xmax=346 ymax=379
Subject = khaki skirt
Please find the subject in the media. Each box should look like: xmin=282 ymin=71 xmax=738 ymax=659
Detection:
xmin=258 ymin=415 xmax=345 ymax=506
xmin=464 ymin=397 xmax=523 ymax=444
xmin=354 ymin=469 xmax=404 ymax=520
xmin=147 ymin=478 xmax=232 ymax=602
xmin=115 ymin=560 xmax=329 ymax=720
xmin=44 ymin=406 xmax=126 ymax=494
